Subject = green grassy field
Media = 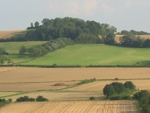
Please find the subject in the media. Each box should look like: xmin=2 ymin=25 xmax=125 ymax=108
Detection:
xmin=22 ymin=44 xmax=150 ymax=66
xmin=0 ymin=41 xmax=46 ymax=63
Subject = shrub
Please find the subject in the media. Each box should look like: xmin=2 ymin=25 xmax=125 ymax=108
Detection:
xmin=36 ymin=96 xmax=48 ymax=101
xmin=115 ymin=78 xmax=119 ymax=80
xmin=110 ymin=96 xmax=121 ymax=100
xmin=122 ymin=95 xmax=132 ymax=100
xmin=124 ymin=81 xmax=135 ymax=90
xmin=16 ymin=96 xmax=35 ymax=102
xmin=89 ymin=97 xmax=95 ymax=100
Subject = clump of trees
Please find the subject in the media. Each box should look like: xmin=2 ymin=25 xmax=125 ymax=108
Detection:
xmin=16 ymin=95 xmax=48 ymax=102
xmin=19 ymin=38 xmax=75 ymax=57
xmin=4 ymin=17 xmax=116 ymax=44
xmin=0 ymin=98 xmax=12 ymax=107
xmin=119 ymin=35 xmax=150 ymax=48
xmin=133 ymin=90 xmax=150 ymax=113
xmin=103 ymin=81 xmax=135 ymax=99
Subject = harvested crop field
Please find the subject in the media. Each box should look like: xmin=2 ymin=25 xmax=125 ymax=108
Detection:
xmin=1 ymin=67 xmax=150 ymax=82
xmin=115 ymin=35 xmax=150 ymax=43
xmin=65 ymin=80 xmax=150 ymax=91
xmin=5 ymin=91 xmax=102 ymax=102
xmin=0 ymin=67 xmax=150 ymax=91
xmin=0 ymin=30 xmax=23 ymax=39
xmin=0 ymin=81 xmax=78 ymax=91
xmin=0 ymin=101 xmax=138 ymax=113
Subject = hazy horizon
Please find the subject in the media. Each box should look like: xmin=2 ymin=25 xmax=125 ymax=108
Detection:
xmin=0 ymin=0 xmax=150 ymax=32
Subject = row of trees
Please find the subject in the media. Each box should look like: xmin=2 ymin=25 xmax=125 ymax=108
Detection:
xmin=118 ymin=30 xmax=150 ymax=35
xmin=103 ymin=81 xmax=135 ymax=98
xmin=19 ymin=38 xmax=75 ymax=57
xmin=16 ymin=95 xmax=48 ymax=102
xmin=119 ymin=35 xmax=150 ymax=48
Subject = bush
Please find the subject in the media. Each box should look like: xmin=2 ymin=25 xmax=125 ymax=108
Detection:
xmin=110 ymin=96 xmax=121 ymax=100
xmin=16 ymin=96 xmax=35 ymax=102
xmin=89 ymin=97 xmax=95 ymax=100
xmin=36 ymin=96 xmax=48 ymax=101
xmin=77 ymin=78 xmax=96 ymax=85
xmin=115 ymin=78 xmax=119 ymax=80
xmin=124 ymin=81 xmax=135 ymax=90
xmin=122 ymin=95 xmax=132 ymax=100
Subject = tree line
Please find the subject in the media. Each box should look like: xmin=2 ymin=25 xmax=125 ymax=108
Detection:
xmin=118 ymin=30 xmax=150 ymax=35
xmin=119 ymin=35 xmax=150 ymax=48
xmin=19 ymin=38 xmax=75 ymax=57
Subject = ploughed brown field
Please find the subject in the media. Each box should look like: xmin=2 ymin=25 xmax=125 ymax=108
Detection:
xmin=0 ymin=67 xmax=150 ymax=91
xmin=0 ymin=30 xmax=23 ymax=39
xmin=0 ymin=101 xmax=138 ymax=113
xmin=115 ymin=35 xmax=150 ymax=43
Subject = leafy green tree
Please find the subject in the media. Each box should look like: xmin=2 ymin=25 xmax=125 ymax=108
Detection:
xmin=19 ymin=45 xmax=28 ymax=55
xmin=34 ymin=21 xmax=39 ymax=28
xmin=0 ymin=56 xmax=7 ymax=65
xmin=31 ymin=23 xmax=34 ymax=28
xmin=124 ymin=81 xmax=135 ymax=90
xmin=103 ymin=84 xmax=115 ymax=97
xmin=0 ymin=48 xmax=8 ymax=55
xmin=104 ymin=33 xmax=115 ymax=45
xmin=111 ymin=82 xmax=126 ymax=94
xmin=36 ymin=96 xmax=48 ymax=101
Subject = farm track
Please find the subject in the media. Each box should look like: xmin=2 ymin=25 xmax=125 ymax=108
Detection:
xmin=0 ymin=101 xmax=138 ymax=113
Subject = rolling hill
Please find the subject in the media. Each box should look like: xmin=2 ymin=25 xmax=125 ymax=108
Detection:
xmin=22 ymin=44 xmax=150 ymax=66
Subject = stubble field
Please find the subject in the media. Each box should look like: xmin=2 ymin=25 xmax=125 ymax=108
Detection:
xmin=115 ymin=35 xmax=150 ymax=43
xmin=0 ymin=67 xmax=149 ymax=113
xmin=0 ymin=101 xmax=138 ymax=113
xmin=0 ymin=30 xmax=23 ymax=39
xmin=0 ymin=67 xmax=150 ymax=91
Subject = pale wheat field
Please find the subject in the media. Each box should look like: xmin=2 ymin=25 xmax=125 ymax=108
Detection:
xmin=0 ymin=30 xmax=23 ymax=39
xmin=115 ymin=35 xmax=150 ymax=43
xmin=0 ymin=101 xmax=138 ymax=113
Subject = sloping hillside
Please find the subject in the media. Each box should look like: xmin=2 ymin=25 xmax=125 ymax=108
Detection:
xmin=0 ymin=30 xmax=24 ymax=39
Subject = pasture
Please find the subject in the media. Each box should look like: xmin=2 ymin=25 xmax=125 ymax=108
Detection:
xmin=22 ymin=44 xmax=150 ymax=66
xmin=0 ymin=41 xmax=46 ymax=63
